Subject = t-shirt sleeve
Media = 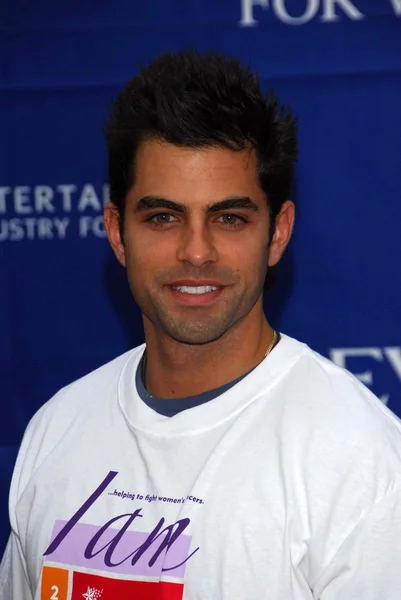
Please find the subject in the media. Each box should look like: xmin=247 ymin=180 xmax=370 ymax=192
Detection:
xmin=313 ymin=488 xmax=401 ymax=599
xmin=0 ymin=534 xmax=32 ymax=600
xmin=0 ymin=402 xmax=50 ymax=600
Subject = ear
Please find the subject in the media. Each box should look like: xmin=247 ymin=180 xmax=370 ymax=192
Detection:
xmin=268 ymin=200 xmax=295 ymax=267
xmin=104 ymin=202 xmax=126 ymax=267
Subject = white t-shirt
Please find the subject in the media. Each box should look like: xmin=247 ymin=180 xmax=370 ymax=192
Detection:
xmin=1 ymin=334 xmax=401 ymax=600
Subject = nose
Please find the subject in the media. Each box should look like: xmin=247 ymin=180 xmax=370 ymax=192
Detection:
xmin=176 ymin=224 xmax=218 ymax=267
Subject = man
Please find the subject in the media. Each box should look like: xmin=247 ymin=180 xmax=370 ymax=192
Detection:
xmin=1 ymin=50 xmax=401 ymax=600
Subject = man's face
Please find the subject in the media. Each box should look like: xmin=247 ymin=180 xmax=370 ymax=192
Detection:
xmin=106 ymin=140 xmax=289 ymax=345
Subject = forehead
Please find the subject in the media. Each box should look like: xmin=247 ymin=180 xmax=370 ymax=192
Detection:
xmin=131 ymin=139 xmax=262 ymax=200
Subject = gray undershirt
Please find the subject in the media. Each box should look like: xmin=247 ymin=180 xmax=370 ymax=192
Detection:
xmin=135 ymin=355 xmax=252 ymax=417
xmin=136 ymin=335 xmax=280 ymax=417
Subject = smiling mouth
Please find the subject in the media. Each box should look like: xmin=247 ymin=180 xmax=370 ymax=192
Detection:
xmin=172 ymin=285 xmax=219 ymax=295
xmin=168 ymin=284 xmax=223 ymax=305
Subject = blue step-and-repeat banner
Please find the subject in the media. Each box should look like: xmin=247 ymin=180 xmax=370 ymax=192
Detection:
xmin=0 ymin=0 xmax=400 ymax=552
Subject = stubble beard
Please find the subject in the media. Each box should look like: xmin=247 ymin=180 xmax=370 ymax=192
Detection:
xmin=143 ymin=284 xmax=261 ymax=346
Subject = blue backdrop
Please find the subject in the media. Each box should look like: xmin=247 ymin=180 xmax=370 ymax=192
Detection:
xmin=1 ymin=0 xmax=400 ymax=554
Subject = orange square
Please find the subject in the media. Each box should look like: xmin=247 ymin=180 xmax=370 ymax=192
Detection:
xmin=41 ymin=566 xmax=69 ymax=600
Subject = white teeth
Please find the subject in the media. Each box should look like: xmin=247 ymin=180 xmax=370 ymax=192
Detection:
xmin=173 ymin=285 xmax=219 ymax=294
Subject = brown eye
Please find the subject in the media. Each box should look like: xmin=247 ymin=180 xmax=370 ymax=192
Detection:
xmin=154 ymin=214 xmax=171 ymax=223
xmin=146 ymin=213 xmax=177 ymax=225
xmin=218 ymin=214 xmax=247 ymax=227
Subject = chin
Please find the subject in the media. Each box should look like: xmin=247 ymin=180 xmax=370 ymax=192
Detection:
xmin=163 ymin=323 xmax=228 ymax=346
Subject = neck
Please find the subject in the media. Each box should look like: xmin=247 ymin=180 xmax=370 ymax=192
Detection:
xmin=142 ymin=304 xmax=275 ymax=399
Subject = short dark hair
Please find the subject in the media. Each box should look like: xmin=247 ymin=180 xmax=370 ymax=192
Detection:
xmin=104 ymin=49 xmax=298 ymax=289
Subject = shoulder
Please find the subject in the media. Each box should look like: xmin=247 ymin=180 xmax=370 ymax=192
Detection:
xmin=278 ymin=335 xmax=401 ymax=438
xmin=35 ymin=345 xmax=143 ymax=423
xmin=298 ymin=341 xmax=400 ymax=435
xmin=267 ymin=336 xmax=401 ymax=569
xmin=275 ymin=335 xmax=401 ymax=498
xmin=11 ymin=346 xmax=144 ymax=498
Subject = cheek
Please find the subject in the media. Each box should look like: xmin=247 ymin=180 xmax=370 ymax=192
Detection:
xmin=223 ymin=235 xmax=268 ymax=275
xmin=124 ymin=233 xmax=174 ymax=280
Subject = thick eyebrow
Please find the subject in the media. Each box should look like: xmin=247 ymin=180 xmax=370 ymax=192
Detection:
xmin=206 ymin=197 xmax=259 ymax=213
xmin=134 ymin=196 xmax=186 ymax=213
xmin=134 ymin=195 xmax=259 ymax=214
